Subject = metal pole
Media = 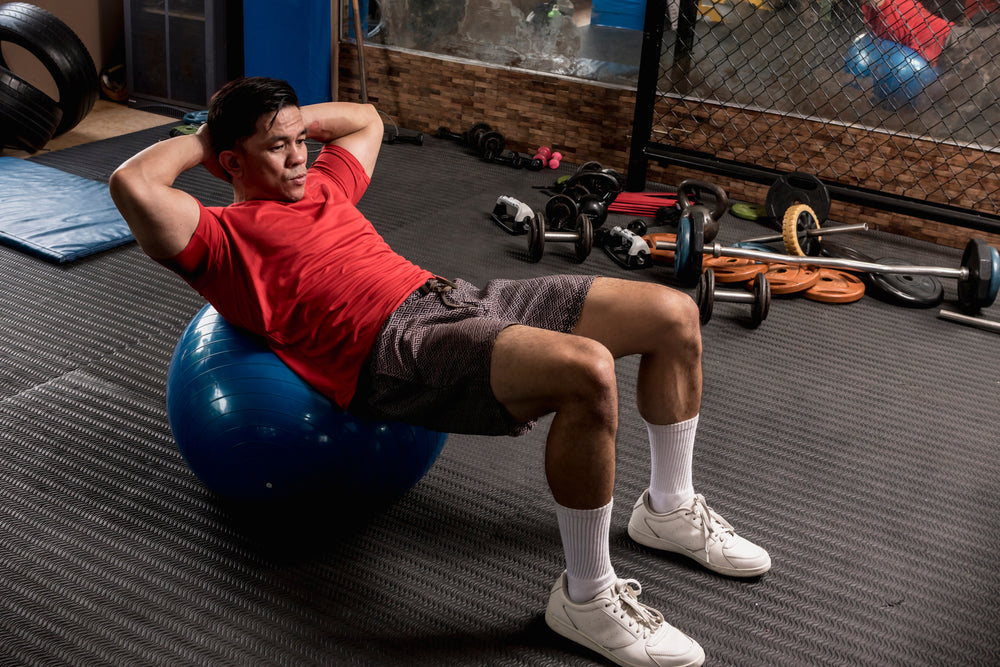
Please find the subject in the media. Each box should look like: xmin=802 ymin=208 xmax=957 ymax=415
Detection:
xmin=938 ymin=310 xmax=1000 ymax=333
xmin=350 ymin=0 xmax=368 ymax=104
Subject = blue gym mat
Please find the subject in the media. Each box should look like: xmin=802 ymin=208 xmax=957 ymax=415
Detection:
xmin=0 ymin=156 xmax=133 ymax=263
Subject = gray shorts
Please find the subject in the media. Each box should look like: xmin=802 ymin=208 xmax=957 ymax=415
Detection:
xmin=349 ymin=274 xmax=596 ymax=436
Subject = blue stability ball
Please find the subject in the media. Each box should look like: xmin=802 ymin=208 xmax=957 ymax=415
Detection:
xmin=166 ymin=305 xmax=447 ymax=502
xmin=845 ymin=32 xmax=880 ymax=78
xmin=845 ymin=32 xmax=937 ymax=101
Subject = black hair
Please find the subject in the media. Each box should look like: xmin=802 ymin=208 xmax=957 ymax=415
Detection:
xmin=206 ymin=77 xmax=300 ymax=157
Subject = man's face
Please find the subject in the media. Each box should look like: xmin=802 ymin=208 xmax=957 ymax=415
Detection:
xmin=230 ymin=105 xmax=309 ymax=202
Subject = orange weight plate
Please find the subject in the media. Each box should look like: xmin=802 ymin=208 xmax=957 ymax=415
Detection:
xmin=703 ymin=255 xmax=768 ymax=283
xmin=763 ymin=264 xmax=822 ymax=294
xmin=644 ymin=232 xmax=676 ymax=264
xmin=803 ymin=268 xmax=866 ymax=303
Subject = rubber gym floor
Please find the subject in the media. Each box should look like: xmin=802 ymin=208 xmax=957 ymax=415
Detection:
xmin=1 ymin=124 xmax=998 ymax=666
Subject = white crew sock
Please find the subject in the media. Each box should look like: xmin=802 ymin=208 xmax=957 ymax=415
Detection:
xmin=646 ymin=414 xmax=698 ymax=513
xmin=555 ymin=498 xmax=617 ymax=603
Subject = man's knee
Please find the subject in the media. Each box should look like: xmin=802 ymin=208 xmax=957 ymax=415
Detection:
xmin=647 ymin=285 xmax=702 ymax=352
xmin=555 ymin=336 xmax=618 ymax=409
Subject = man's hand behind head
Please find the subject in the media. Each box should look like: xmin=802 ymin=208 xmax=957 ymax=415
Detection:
xmin=196 ymin=123 xmax=231 ymax=182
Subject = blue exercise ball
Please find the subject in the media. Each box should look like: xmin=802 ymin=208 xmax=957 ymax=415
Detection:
xmin=844 ymin=32 xmax=880 ymax=78
xmin=166 ymin=304 xmax=447 ymax=502
xmin=845 ymin=32 xmax=937 ymax=102
xmin=871 ymin=41 xmax=936 ymax=101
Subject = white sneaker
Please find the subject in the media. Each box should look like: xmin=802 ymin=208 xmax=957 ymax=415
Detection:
xmin=545 ymin=572 xmax=705 ymax=667
xmin=628 ymin=491 xmax=771 ymax=577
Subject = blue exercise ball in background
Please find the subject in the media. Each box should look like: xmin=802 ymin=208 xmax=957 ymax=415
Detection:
xmin=166 ymin=305 xmax=447 ymax=503
xmin=845 ymin=32 xmax=937 ymax=102
xmin=844 ymin=32 xmax=880 ymax=79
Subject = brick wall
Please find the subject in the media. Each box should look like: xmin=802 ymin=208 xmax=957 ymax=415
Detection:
xmin=337 ymin=43 xmax=1000 ymax=250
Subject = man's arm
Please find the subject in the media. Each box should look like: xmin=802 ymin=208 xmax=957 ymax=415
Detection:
xmin=300 ymin=102 xmax=384 ymax=179
xmin=109 ymin=129 xmax=215 ymax=259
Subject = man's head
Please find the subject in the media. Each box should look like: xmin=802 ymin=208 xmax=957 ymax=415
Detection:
xmin=207 ymin=77 xmax=309 ymax=202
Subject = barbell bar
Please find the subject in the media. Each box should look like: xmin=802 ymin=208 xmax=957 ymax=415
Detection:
xmin=660 ymin=209 xmax=1000 ymax=313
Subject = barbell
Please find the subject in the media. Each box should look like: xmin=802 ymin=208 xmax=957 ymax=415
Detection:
xmin=659 ymin=206 xmax=1000 ymax=313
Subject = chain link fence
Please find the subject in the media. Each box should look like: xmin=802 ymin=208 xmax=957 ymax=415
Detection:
xmin=628 ymin=0 xmax=1000 ymax=235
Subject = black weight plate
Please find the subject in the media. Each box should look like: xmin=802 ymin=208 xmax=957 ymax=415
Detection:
xmin=527 ymin=214 xmax=545 ymax=262
xmin=821 ymin=242 xmax=876 ymax=264
xmin=765 ymin=172 xmax=831 ymax=230
xmin=821 ymin=242 xmax=876 ymax=284
xmin=545 ymin=194 xmax=578 ymax=230
xmin=867 ymin=257 xmax=944 ymax=308
xmin=957 ymin=237 xmax=996 ymax=313
xmin=696 ymin=268 xmax=714 ymax=325
xmin=574 ymin=215 xmax=593 ymax=262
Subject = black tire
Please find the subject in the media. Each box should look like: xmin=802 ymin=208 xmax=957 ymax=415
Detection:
xmin=0 ymin=65 xmax=61 ymax=152
xmin=0 ymin=2 xmax=97 ymax=136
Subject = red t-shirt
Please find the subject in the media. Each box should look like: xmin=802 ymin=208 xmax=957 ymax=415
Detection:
xmin=161 ymin=144 xmax=432 ymax=408
xmin=863 ymin=0 xmax=952 ymax=65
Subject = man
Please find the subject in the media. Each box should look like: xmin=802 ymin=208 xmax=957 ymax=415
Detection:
xmin=110 ymin=77 xmax=770 ymax=667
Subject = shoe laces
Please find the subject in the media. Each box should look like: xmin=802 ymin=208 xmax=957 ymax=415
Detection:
xmin=606 ymin=579 xmax=664 ymax=638
xmin=686 ymin=494 xmax=736 ymax=563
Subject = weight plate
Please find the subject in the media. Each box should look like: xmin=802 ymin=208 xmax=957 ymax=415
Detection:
xmin=703 ymin=256 xmax=768 ymax=283
xmin=527 ymin=214 xmax=545 ymax=262
xmin=575 ymin=215 xmax=593 ymax=263
xmin=467 ymin=122 xmax=492 ymax=147
xmin=674 ymin=218 xmax=691 ymax=280
xmin=569 ymin=171 xmax=622 ymax=203
xmin=697 ymin=268 xmax=715 ymax=325
xmin=644 ymin=232 xmax=676 ymax=264
xmin=545 ymin=194 xmax=578 ymax=229
xmin=750 ymin=273 xmax=771 ymax=327
xmin=803 ymin=269 xmax=866 ymax=303
xmin=957 ymin=238 xmax=997 ymax=313
xmin=782 ymin=204 xmax=822 ymax=257
xmin=868 ymin=257 xmax=943 ymax=308
xmin=730 ymin=203 xmax=769 ymax=221
xmin=674 ymin=215 xmax=704 ymax=286
xmin=989 ymin=245 xmax=1000 ymax=306
xmin=765 ymin=172 xmax=831 ymax=231
xmin=821 ymin=242 xmax=876 ymax=265
xmin=763 ymin=264 xmax=822 ymax=294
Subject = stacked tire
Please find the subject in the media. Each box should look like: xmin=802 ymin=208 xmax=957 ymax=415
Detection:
xmin=0 ymin=2 xmax=98 ymax=152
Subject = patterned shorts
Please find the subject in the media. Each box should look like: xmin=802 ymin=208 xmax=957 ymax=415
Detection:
xmin=348 ymin=274 xmax=596 ymax=436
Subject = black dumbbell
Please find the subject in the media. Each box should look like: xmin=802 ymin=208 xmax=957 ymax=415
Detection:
xmin=696 ymin=268 xmax=771 ymax=327
xmin=527 ymin=213 xmax=593 ymax=263
xmin=436 ymin=123 xmax=505 ymax=158
xmin=383 ymin=126 xmax=424 ymax=145
xmin=487 ymin=150 xmax=525 ymax=168
xmin=544 ymin=188 xmax=610 ymax=230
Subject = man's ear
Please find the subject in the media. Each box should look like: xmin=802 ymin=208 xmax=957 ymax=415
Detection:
xmin=218 ymin=149 xmax=242 ymax=181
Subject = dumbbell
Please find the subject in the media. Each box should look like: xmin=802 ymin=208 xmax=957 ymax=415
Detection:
xmin=485 ymin=149 xmax=545 ymax=170
xmin=664 ymin=206 xmax=1000 ymax=313
xmin=556 ymin=162 xmax=624 ymax=207
xmin=436 ymin=123 xmax=505 ymax=158
xmin=487 ymin=150 xmax=525 ymax=168
xmin=383 ymin=126 xmax=424 ymax=145
xmin=527 ymin=213 xmax=593 ymax=263
xmin=696 ymin=268 xmax=771 ymax=327
xmin=544 ymin=188 xmax=610 ymax=230
xmin=535 ymin=146 xmax=563 ymax=169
